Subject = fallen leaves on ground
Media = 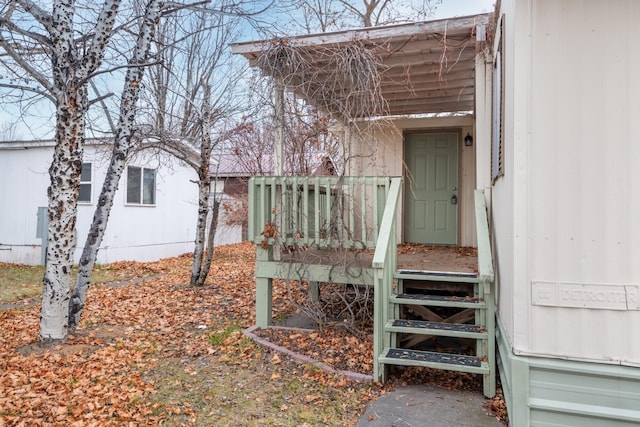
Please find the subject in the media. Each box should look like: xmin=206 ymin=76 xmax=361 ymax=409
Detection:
xmin=255 ymin=327 xmax=374 ymax=374
xmin=0 ymin=243 xmax=377 ymax=426
xmin=0 ymin=241 xmax=506 ymax=426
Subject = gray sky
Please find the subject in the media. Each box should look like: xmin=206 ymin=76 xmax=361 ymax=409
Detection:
xmin=1 ymin=0 xmax=497 ymax=141
xmin=432 ymin=0 xmax=495 ymax=19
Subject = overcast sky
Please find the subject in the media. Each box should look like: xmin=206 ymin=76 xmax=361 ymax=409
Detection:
xmin=432 ymin=0 xmax=495 ymax=19
xmin=1 ymin=0 xmax=497 ymax=141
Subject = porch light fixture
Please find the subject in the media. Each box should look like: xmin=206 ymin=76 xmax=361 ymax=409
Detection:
xmin=464 ymin=133 xmax=473 ymax=146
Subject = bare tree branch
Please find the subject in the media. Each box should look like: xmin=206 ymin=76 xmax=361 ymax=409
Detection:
xmin=0 ymin=82 xmax=55 ymax=102
xmin=12 ymin=0 xmax=53 ymax=30
xmin=0 ymin=33 xmax=55 ymax=95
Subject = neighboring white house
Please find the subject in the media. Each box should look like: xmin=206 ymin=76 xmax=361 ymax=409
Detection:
xmin=0 ymin=138 xmax=205 ymax=265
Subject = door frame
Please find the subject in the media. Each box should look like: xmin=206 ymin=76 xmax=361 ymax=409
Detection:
xmin=402 ymin=129 xmax=462 ymax=245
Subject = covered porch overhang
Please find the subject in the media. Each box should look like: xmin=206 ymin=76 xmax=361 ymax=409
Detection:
xmin=230 ymin=13 xmax=491 ymax=118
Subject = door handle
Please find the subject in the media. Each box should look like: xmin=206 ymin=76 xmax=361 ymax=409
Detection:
xmin=451 ymin=195 xmax=458 ymax=204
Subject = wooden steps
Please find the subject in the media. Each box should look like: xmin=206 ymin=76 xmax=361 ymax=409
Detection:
xmin=371 ymin=189 xmax=496 ymax=398
xmin=376 ymin=268 xmax=496 ymax=398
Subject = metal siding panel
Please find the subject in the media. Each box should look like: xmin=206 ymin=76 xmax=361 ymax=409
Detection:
xmin=499 ymin=329 xmax=640 ymax=427
xmin=526 ymin=0 xmax=640 ymax=363
xmin=531 ymin=410 xmax=639 ymax=427
xmin=529 ymin=362 xmax=640 ymax=426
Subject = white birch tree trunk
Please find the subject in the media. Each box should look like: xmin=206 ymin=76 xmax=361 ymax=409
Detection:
xmin=40 ymin=91 xmax=87 ymax=341
xmin=195 ymin=196 xmax=220 ymax=286
xmin=191 ymin=85 xmax=213 ymax=286
xmin=39 ymin=0 xmax=123 ymax=341
xmin=69 ymin=0 xmax=164 ymax=329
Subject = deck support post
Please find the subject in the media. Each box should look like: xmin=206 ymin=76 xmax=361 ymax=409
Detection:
xmin=256 ymin=246 xmax=273 ymax=328
xmin=308 ymin=281 xmax=320 ymax=302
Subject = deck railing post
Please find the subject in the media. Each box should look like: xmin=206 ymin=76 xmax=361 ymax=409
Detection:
xmin=255 ymin=245 xmax=274 ymax=328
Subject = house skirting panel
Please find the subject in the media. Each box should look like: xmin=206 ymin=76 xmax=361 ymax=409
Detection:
xmin=497 ymin=319 xmax=640 ymax=427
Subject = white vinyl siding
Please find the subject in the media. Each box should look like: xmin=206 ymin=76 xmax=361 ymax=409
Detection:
xmin=490 ymin=0 xmax=640 ymax=364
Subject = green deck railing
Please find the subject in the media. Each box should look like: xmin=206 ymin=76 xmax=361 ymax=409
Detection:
xmin=249 ymin=176 xmax=400 ymax=249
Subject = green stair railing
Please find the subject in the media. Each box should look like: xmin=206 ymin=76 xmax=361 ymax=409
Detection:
xmin=474 ymin=188 xmax=496 ymax=397
xmin=371 ymin=178 xmax=402 ymax=382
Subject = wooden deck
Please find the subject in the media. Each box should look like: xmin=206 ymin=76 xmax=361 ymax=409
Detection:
xmin=279 ymin=244 xmax=478 ymax=278
xmin=251 ymin=182 xmax=496 ymax=397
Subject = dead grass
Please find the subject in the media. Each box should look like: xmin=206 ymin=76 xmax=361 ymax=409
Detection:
xmin=147 ymin=342 xmax=372 ymax=426
xmin=0 ymin=262 xmax=158 ymax=305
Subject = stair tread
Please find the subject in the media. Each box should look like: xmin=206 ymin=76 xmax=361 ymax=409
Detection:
xmin=382 ymin=348 xmax=484 ymax=368
xmin=397 ymin=269 xmax=477 ymax=278
xmin=390 ymin=319 xmax=486 ymax=332
xmin=395 ymin=270 xmax=480 ymax=283
xmin=393 ymin=293 xmax=483 ymax=304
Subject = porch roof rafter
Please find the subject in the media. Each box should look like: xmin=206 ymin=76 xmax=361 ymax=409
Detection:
xmin=230 ymin=13 xmax=492 ymax=118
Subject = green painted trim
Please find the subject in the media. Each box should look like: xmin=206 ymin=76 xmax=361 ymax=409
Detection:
xmin=527 ymin=357 xmax=640 ymax=380
xmin=474 ymin=189 xmax=496 ymax=398
xmin=529 ymin=398 xmax=640 ymax=423
xmin=248 ymin=177 xmax=255 ymax=241
xmin=385 ymin=322 xmax=489 ymax=339
xmin=394 ymin=272 xmax=480 ymax=283
xmin=496 ymin=317 xmax=530 ymax=427
xmin=371 ymin=178 xmax=402 ymax=383
xmin=379 ymin=351 xmax=490 ymax=375
xmin=248 ymin=176 xmax=401 ymax=251
xmin=256 ymin=261 xmax=373 ymax=285
xmin=372 ymin=179 xmax=402 ymax=268
xmin=497 ymin=317 xmax=640 ymax=426
xmin=389 ymin=295 xmax=486 ymax=309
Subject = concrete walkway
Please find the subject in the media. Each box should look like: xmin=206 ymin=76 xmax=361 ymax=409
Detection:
xmin=357 ymin=384 xmax=502 ymax=427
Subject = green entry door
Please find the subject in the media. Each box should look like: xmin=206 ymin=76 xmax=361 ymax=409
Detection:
xmin=404 ymin=132 xmax=458 ymax=244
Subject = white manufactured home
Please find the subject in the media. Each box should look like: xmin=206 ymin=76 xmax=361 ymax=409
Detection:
xmin=490 ymin=1 xmax=640 ymax=425
xmin=0 ymin=139 xmax=201 ymax=265
xmin=231 ymin=1 xmax=640 ymax=425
